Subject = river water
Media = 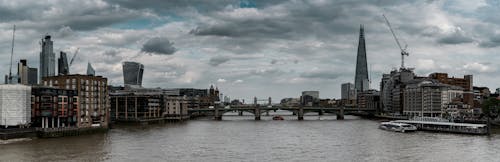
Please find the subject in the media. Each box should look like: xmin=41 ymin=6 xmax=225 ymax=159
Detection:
xmin=1 ymin=111 xmax=500 ymax=162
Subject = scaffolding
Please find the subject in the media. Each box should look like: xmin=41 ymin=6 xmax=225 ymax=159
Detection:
xmin=0 ymin=84 xmax=31 ymax=127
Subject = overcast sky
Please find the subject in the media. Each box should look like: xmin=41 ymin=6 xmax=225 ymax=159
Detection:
xmin=0 ymin=0 xmax=498 ymax=101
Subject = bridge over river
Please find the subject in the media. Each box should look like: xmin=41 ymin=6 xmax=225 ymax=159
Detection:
xmin=189 ymin=105 xmax=376 ymax=120
xmin=188 ymin=97 xmax=375 ymax=120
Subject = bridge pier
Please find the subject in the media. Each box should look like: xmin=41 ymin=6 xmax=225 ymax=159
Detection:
xmin=337 ymin=107 xmax=344 ymax=120
xmin=298 ymin=107 xmax=304 ymax=120
xmin=318 ymin=109 xmax=324 ymax=116
xmin=255 ymin=107 xmax=261 ymax=120
xmin=238 ymin=111 xmax=243 ymax=116
xmin=214 ymin=107 xmax=222 ymax=121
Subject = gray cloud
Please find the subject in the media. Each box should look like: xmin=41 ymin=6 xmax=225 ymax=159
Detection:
xmin=141 ymin=37 xmax=177 ymax=55
xmin=300 ymin=70 xmax=343 ymax=80
xmin=209 ymin=56 xmax=230 ymax=66
xmin=190 ymin=20 xmax=293 ymax=38
xmin=0 ymin=0 xmax=498 ymax=101
xmin=104 ymin=50 xmax=119 ymax=57
xmin=55 ymin=26 xmax=74 ymax=38
xmin=479 ymin=34 xmax=500 ymax=48
xmin=0 ymin=1 xmax=149 ymax=31
xmin=107 ymin=0 xmax=288 ymax=14
xmin=249 ymin=68 xmax=284 ymax=77
xmin=437 ymin=29 xmax=474 ymax=44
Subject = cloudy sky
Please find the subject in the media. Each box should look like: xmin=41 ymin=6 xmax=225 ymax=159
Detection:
xmin=0 ymin=0 xmax=499 ymax=101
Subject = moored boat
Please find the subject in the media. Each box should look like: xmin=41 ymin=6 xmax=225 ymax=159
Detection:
xmin=379 ymin=121 xmax=417 ymax=133
xmin=273 ymin=115 xmax=284 ymax=120
xmin=392 ymin=120 xmax=488 ymax=135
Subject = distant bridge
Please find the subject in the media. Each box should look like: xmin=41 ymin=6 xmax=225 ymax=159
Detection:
xmin=188 ymin=105 xmax=375 ymax=120
xmin=188 ymin=97 xmax=375 ymax=120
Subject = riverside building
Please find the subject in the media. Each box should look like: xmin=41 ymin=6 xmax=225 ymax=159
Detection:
xmin=42 ymin=75 xmax=109 ymax=128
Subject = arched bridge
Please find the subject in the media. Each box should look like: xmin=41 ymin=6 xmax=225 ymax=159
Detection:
xmin=188 ymin=105 xmax=376 ymax=120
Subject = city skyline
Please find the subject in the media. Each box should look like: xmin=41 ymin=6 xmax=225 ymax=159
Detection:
xmin=0 ymin=0 xmax=499 ymax=101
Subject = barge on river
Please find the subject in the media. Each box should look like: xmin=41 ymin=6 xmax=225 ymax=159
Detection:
xmin=392 ymin=120 xmax=488 ymax=135
xmin=379 ymin=121 xmax=417 ymax=133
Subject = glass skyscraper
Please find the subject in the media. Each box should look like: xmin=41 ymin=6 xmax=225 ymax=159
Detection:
xmin=40 ymin=35 xmax=55 ymax=80
xmin=58 ymin=51 xmax=69 ymax=75
xmin=122 ymin=61 xmax=144 ymax=87
xmin=354 ymin=25 xmax=369 ymax=92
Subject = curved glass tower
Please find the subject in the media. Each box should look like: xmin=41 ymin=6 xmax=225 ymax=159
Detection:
xmin=122 ymin=61 xmax=144 ymax=87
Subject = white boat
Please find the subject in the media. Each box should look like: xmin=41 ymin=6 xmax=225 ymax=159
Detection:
xmin=379 ymin=121 xmax=417 ymax=133
xmin=392 ymin=120 xmax=488 ymax=135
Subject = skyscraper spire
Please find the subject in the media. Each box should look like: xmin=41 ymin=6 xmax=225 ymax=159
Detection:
xmin=354 ymin=24 xmax=369 ymax=92
xmin=87 ymin=62 xmax=95 ymax=76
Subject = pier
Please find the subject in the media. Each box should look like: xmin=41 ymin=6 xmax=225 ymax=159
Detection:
xmin=393 ymin=120 xmax=488 ymax=135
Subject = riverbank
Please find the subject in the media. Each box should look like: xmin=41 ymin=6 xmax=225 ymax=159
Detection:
xmin=0 ymin=128 xmax=37 ymax=140
xmin=112 ymin=115 xmax=190 ymax=126
xmin=0 ymin=127 xmax=108 ymax=140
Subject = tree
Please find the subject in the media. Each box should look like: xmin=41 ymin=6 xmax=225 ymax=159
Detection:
xmin=481 ymin=97 xmax=500 ymax=135
xmin=482 ymin=97 xmax=500 ymax=118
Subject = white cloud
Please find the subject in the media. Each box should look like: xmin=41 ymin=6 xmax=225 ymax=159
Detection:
xmin=217 ymin=78 xmax=227 ymax=83
xmin=416 ymin=59 xmax=436 ymax=71
xmin=462 ymin=62 xmax=495 ymax=73
xmin=233 ymin=79 xmax=244 ymax=84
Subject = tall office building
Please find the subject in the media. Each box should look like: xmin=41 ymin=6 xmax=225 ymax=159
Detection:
xmin=40 ymin=35 xmax=55 ymax=80
xmin=18 ymin=60 xmax=29 ymax=84
xmin=17 ymin=59 xmax=38 ymax=85
xmin=354 ymin=25 xmax=369 ymax=92
xmin=341 ymin=83 xmax=355 ymax=100
xmin=58 ymin=51 xmax=69 ymax=75
xmin=28 ymin=68 xmax=38 ymax=85
xmin=122 ymin=61 xmax=144 ymax=87
xmin=301 ymin=91 xmax=319 ymax=106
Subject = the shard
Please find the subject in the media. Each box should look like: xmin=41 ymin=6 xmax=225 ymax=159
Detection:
xmin=354 ymin=25 xmax=369 ymax=92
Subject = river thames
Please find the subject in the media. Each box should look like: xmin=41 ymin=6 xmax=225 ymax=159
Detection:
xmin=1 ymin=112 xmax=500 ymax=161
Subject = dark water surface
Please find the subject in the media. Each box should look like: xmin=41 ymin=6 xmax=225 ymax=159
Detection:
xmin=2 ymin=112 xmax=500 ymax=162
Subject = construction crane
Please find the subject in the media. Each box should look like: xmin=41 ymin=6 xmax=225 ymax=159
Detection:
xmin=8 ymin=25 xmax=16 ymax=83
xmin=382 ymin=14 xmax=409 ymax=69
xmin=69 ymin=47 xmax=79 ymax=67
